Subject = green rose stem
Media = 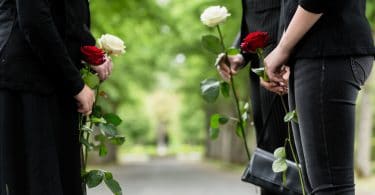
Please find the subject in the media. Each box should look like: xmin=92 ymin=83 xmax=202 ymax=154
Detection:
xmin=256 ymin=48 xmax=269 ymax=82
xmin=79 ymin=114 xmax=85 ymax=171
xmin=79 ymin=64 xmax=102 ymax=180
xmin=279 ymin=97 xmax=306 ymax=195
xmin=217 ymin=25 xmax=250 ymax=160
xmin=81 ymin=83 xmax=101 ymax=172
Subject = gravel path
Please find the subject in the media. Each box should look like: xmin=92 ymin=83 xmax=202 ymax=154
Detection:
xmin=87 ymin=158 xmax=375 ymax=195
xmin=88 ymin=158 xmax=258 ymax=195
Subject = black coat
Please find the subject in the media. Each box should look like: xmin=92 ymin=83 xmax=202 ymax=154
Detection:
xmin=0 ymin=0 xmax=95 ymax=95
xmin=236 ymin=0 xmax=291 ymax=162
xmin=235 ymin=0 xmax=281 ymax=63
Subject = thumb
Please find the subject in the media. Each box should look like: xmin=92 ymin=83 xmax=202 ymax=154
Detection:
xmin=231 ymin=63 xmax=240 ymax=74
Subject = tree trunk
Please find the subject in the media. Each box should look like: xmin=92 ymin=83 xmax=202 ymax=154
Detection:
xmin=355 ymin=73 xmax=374 ymax=178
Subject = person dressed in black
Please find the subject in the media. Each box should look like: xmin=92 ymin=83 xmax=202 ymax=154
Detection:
xmin=217 ymin=0 xmax=291 ymax=194
xmin=264 ymin=0 xmax=374 ymax=194
xmin=0 ymin=0 xmax=112 ymax=194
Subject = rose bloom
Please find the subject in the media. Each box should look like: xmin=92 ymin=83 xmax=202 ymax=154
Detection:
xmin=98 ymin=34 xmax=126 ymax=56
xmin=240 ymin=32 xmax=269 ymax=53
xmin=200 ymin=6 xmax=231 ymax=27
xmin=80 ymin=46 xmax=106 ymax=66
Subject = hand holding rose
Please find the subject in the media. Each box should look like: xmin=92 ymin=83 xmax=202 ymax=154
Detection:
xmin=74 ymin=85 xmax=95 ymax=116
xmin=260 ymin=65 xmax=290 ymax=95
xmin=239 ymin=31 xmax=290 ymax=94
xmin=91 ymin=57 xmax=113 ymax=81
xmin=216 ymin=53 xmax=245 ymax=81
xmin=264 ymin=45 xmax=291 ymax=84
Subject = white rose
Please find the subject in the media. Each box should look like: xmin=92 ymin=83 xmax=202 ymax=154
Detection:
xmin=200 ymin=6 xmax=231 ymax=27
xmin=98 ymin=34 xmax=126 ymax=56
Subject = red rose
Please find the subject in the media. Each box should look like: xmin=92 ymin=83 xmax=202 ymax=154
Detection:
xmin=80 ymin=46 xmax=106 ymax=66
xmin=240 ymin=32 xmax=269 ymax=53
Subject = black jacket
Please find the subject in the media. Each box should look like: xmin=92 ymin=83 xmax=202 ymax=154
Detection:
xmin=235 ymin=0 xmax=291 ymax=155
xmin=0 ymin=0 xmax=95 ymax=95
xmin=235 ymin=0 xmax=281 ymax=63
xmin=282 ymin=0 xmax=375 ymax=58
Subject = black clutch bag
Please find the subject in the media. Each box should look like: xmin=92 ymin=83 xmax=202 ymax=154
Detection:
xmin=241 ymin=148 xmax=303 ymax=195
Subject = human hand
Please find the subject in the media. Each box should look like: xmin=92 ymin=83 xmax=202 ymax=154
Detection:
xmin=90 ymin=56 xmax=113 ymax=81
xmin=216 ymin=53 xmax=245 ymax=82
xmin=261 ymin=65 xmax=290 ymax=95
xmin=264 ymin=46 xmax=291 ymax=85
xmin=74 ymin=85 xmax=95 ymax=116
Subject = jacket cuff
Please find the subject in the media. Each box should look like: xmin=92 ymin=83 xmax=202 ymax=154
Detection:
xmin=299 ymin=0 xmax=325 ymax=14
xmin=241 ymin=52 xmax=257 ymax=67
xmin=70 ymin=77 xmax=85 ymax=96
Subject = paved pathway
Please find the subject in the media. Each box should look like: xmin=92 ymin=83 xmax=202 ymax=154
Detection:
xmin=88 ymin=158 xmax=258 ymax=195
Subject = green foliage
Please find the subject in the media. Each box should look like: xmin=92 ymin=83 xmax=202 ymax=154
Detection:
xmin=272 ymin=158 xmax=288 ymax=173
xmin=201 ymin=79 xmax=221 ymax=102
xmin=274 ymin=147 xmax=286 ymax=159
xmin=81 ymin=67 xmax=100 ymax=89
xmin=251 ymin=67 xmax=269 ymax=82
xmin=209 ymin=114 xmax=229 ymax=139
xmin=227 ymin=47 xmax=240 ymax=55
xmin=104 ymin=113 xmax=123 ymax=127
xmin=272 ymin=147 xmax=288 ymax=173
xmin=201 ymin=35 xmax=223 ymax=54
xmin=220 ymin=82 xmax=230 ymax=97
xmin=83 ymin=170 xmax=122 ymax=195
xmin=284 ymin=110 xmax=298 ymax=123
xmin=122 ymin=109 xmax=152 ymax=145
xmin=366 ymin=0 xmax=375 ymax=29
xmin=85 ymin=170 xmax=105 ymax=188
xmin=89 ymin=0 xmax=243 ymax=150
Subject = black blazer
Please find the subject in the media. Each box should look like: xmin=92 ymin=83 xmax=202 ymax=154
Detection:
xmin=235 ymin=0 xmax=281 ymax=63
xmin=0 ymin=0 xmax=95 ymax=95
xmin=235 ymin=0 xmax=285 ymax=148
xmin=282 ymin=0 xmax=375 ymax=58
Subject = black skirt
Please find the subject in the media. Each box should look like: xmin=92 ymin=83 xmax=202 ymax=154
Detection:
xmin=0 ymin=89 xmax=83 ymax=195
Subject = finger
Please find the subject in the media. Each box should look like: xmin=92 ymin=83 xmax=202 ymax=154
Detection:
xmin=231 ymin=63 xmax=240 ymax=74
xmin=215 ymin=53 xmax=226 ymax=66
xmin=82 ymin=103 xmax=92 ymax=116
xmin=77 ymin=108 xmax=84 ymax=114
xmin=219 ymin=63 xmax=231 ymax=74
xmin=217 ymin=65 xmax=231 ymax=81
xmin=260 ymin=79 xmax=275 ymax=88
xmin=76 ymin=103 xmax=84 ymax=113
xmin=219 ymin=71 xmax=230 ymax=82
xmin=272 ymin=86 xmax=285 ymax=95
xmin=260 ymin=79 xmax=285 ymax=94
xmin=108 ymin=61 xmax=113 ymax=75
xmin=99 ymin=72 xmax=106 ymax=81
xmin=268 ymin=72 xmax=285 ymax=83
xmin=83 ymin=110 xmax=92 ymax=116
xmin=78 ymin=107 xmax=88 ymax=115
xmin=104 ymin=71 xmax=109 ymax=80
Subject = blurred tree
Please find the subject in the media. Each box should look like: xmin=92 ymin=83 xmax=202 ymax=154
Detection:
xmin=356 ymin=73 xmax=374 ymax=177
xmin=354 ymin=1 xmax=375 ymax=177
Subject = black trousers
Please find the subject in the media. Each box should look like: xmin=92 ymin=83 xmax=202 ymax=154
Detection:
xmin=289 ymin=56 xmax=373 ymax=195
xmin=249 ymin=67 xmax=290 ymax=195
xmin=0 ymin=89 xmax=83 ymax=195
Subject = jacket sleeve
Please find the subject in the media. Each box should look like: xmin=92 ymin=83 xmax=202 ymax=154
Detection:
xmin=81 ymin=25 xmax=96 ymax=46
xmin=16 ymin=0 xmax=84 ymax=96
xmin=299 ymin=0 xmax=326 ymax=14
xmin=81 ymin=0 xmax=96 ymax=46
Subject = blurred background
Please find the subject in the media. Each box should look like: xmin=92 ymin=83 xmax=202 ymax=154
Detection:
xmin=87 ymin=0 xmax=375 ymax=194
